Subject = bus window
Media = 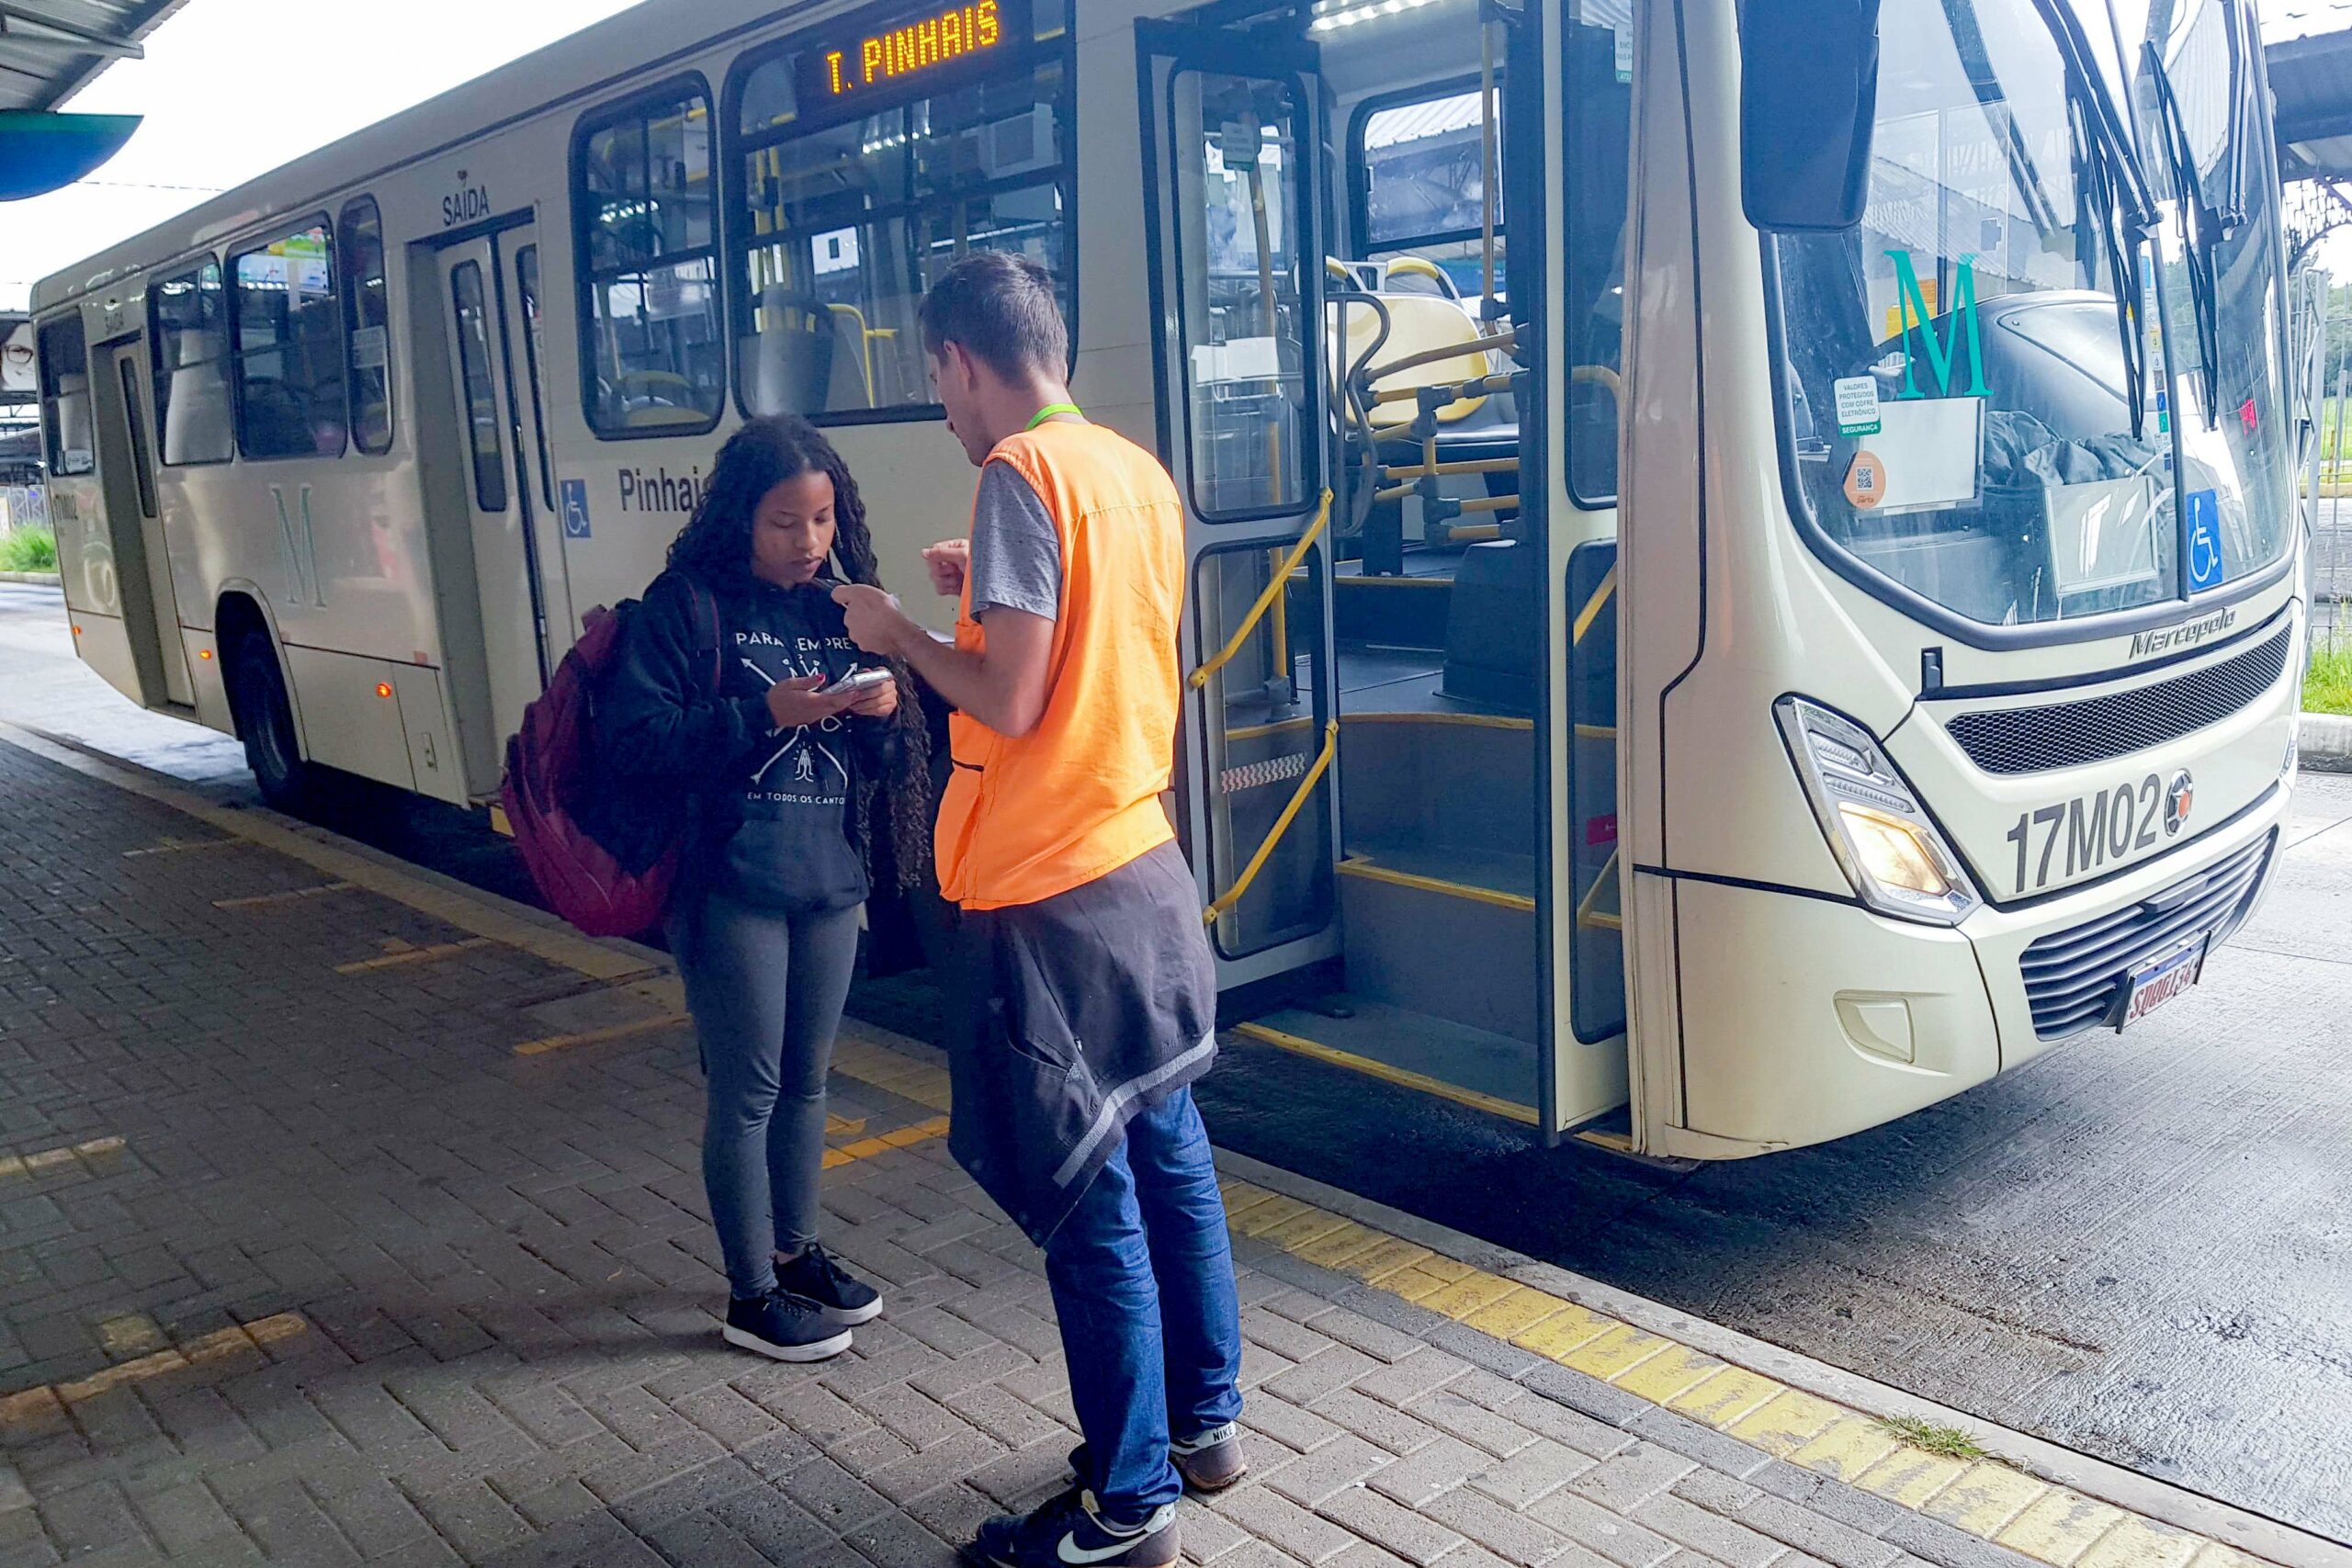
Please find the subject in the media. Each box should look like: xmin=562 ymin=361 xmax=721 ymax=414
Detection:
xmin=1170 ymin=70 xmax=1310 ymax=520
xmin=572 ymin=79 xmax=725 ymax=438
xmin=1354 ymin=80 xmax=1503 ymax=297
xmin=150 ymin=261 xmax=234 ymax=467
xmin=449 ymin=262 xmax=509 ymax=512
xmin=1562 ymin=3 xmax=1633 ymax=503
xmin=230 ymin=220 xmax=348 ymax=460
xmin=514 ymin=245 xmax=555 ymax=510
xmin=728 ymin=7 xmax=1073 ymax=423
xmin=339 ymin=197 xmax=394 ymax=454
xmin=37 ymin=315 xmax=94 ymax=477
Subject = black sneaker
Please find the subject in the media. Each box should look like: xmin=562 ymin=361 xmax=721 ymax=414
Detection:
xmin=723 ymin=1290 xmax=853 ymax=1363
xmin=1068 ymin=1419 xmax=1248 ymax=1495
xmin=774 ymin=1243 xmax=884 ymax=1326
xmin=962 ymin=1487 xmax=1177 ymax=1568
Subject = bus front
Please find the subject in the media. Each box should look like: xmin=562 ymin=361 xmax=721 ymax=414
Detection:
xmin=1617 ymin=0 xmax=2301 ymax=1157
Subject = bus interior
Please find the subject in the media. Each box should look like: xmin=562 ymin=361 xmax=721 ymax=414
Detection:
xmin=1168 ymin=0 xmax=1632 ymax=1134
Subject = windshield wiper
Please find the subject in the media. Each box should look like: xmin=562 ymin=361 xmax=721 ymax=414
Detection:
xmin=2076 ymin=93 xmax=2154 ymax=442
xmin=2143 ymin=40 xmax=2225 ymax=430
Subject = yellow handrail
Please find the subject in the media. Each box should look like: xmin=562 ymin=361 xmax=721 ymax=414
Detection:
xmin=1204 ymin=719 xmax=1340 ymax=928
xmin=1187 ymin=489 xmax=1333 ymax=692
xmin=1573 ymin=563 xmax=1618 ymax=646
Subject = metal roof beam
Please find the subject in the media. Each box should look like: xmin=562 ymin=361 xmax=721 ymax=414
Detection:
xmin=0 ymin=5 xmax=145 ymax=61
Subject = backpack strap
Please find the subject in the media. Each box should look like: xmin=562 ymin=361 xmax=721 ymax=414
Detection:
xmin=688 ymin=578 xmax=721 ymax=694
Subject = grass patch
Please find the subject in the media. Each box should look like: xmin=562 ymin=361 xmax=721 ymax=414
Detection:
xmin=1873 ymin=1415 xmax=1986 ymax=1461
xmin=0 ymin=525 xmax=56 ymax=574
xmin=2307 ymin=642 xmax=2352 ymax=717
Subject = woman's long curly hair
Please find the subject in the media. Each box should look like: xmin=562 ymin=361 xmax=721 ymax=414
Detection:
xmin=666 ymin=415 xmax=933 ymax=895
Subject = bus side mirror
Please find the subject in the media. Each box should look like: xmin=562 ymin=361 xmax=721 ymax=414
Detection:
xmin=1740 ymin=0 xmax=1881 ymax=233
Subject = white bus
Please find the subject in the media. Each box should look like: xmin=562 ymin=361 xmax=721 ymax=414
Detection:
xmin=35 ymin=0 xmax=2301 ymax=1157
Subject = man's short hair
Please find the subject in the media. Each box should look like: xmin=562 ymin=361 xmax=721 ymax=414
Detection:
xmin=918 ymin=252 xmax=1068 ymax=383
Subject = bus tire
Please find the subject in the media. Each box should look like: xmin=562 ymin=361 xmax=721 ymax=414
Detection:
xmin=227 ymin=632 xmax=322 ymax=812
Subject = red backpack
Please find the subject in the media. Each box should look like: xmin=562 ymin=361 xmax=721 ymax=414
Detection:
xmin=502 ymin=582 xmax=718 ymax=938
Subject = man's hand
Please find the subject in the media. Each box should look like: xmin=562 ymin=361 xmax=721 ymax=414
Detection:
xmin=833 ymin=583 xmax=915 ymax=659
xmin=922 ymin=539 xmax=970 ymax=598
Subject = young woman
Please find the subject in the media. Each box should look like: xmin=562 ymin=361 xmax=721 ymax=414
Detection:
xmin=601 ymin=415 xmax=931 ymax=1363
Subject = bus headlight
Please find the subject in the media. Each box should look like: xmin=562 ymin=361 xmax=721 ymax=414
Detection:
xmin=1774 ymin=696 xmax=1980 ymax=926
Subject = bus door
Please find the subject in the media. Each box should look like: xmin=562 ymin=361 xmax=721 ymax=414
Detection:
xmin=435 ymin=224 xmax=567 ymax=747
xmin=87 ymin=331 xmax=195 ymax=709
xmin=1138 ymin=21 xmax=1342 ymax=990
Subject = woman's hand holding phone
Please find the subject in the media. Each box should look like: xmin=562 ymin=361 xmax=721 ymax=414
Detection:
xmin=765 ymin=674 xmax=854 ymax=730
xmin=844 ymin=675 xmax=899 ymax=719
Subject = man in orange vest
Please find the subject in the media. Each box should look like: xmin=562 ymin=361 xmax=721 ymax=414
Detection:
xmin=834 ymin=254 xmax=1240 ymax=1568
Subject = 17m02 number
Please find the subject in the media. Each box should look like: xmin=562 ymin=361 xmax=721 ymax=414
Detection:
xmin=2006 ymin=771 xmax=2181 ymax=894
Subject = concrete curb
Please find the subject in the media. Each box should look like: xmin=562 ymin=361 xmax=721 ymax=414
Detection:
xmin=2298 ymin=712 xmax=2352 ymax=773
xmin=0 ymin=571 xmax=60 ymax=586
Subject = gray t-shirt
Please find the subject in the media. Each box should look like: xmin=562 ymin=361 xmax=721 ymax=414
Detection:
xmin=967 ymin=460 xmax=1061 ymax=622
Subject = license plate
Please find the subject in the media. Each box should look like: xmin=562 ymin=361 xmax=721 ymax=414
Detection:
xmin=2119 ymin=938 xmax=2209 ymax=1028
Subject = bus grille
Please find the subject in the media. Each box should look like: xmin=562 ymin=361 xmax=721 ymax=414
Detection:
xmin=1945 ymin=622 xmax=2291 ymax=775
xmin=2017 ymin=830 xmax=2274 ymax=1040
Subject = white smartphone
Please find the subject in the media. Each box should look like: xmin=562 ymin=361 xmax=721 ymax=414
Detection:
xmin=819 ymin=666 xmax=894 ymax=698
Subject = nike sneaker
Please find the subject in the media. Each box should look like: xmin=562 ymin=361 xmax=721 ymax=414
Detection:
xmin=962 ymin=1487 xmax=1178 ymax=1568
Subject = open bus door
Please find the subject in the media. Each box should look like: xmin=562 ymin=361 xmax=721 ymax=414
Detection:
xmin=1136 ymin=19 xmax=1344 ymax=992
xmin=86 ymin=324 xmax=196 ymax=711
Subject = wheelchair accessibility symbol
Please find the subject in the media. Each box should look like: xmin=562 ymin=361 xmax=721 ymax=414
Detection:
xmin=560 ymin=479 xmax=592 ymax=540
xmin=2184 ymin=487 xmax=2223 ymax=592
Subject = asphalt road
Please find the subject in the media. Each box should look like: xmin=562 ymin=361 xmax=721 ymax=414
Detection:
xmin=3 ymin=581 xmax=2346 ymax=1544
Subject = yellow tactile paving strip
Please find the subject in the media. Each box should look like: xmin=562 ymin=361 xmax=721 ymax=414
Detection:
xmin=1215 ymin=1177 xmax=2267 ymax=1568
xmin=0 ymin=1135 xmax=125 ymax=1182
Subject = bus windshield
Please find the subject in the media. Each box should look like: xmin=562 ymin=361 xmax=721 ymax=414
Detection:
xmin=1769 ymin=0 xmax=2288 ymax=635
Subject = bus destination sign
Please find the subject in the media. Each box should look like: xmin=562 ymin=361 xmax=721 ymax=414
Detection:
xmin=800 ymin=0 xmax=1028 ymax=109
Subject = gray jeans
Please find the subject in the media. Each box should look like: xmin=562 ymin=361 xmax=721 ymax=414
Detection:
xmin=673 ymin=890 xmax=862 ymax=1300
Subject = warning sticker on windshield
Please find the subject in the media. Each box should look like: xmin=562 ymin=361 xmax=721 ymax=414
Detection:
xmin=1833 ymin=376 xmax=1883 ymax=437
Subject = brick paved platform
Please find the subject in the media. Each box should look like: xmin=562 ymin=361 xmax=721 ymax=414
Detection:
xmin=0 ymin=732 xmax=2324 ymax=1568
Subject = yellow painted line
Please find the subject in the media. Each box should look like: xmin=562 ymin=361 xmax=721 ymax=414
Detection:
xmin=95 ymin=1314 xmax=166 ymax=1359
xmin=1855 ymin=1444 xmax=1972 ymax=1507
xmin=831 ymin=1036 xmax=954 ymax=1111
xmin=820 ymin=1115 xmax=950 ymax=1168
xmin=1419 ymin=1269 xmax=1521 ymax=1321
xmin=1663 ymin=1365 xmax=1782 ymax=1427
xmin=513 ymin=1014 xmax=687 ymax=1056
xmin=335 ymin=936 xmax=496 ymax=975
xmin=1510 ymin=1301 xmax=1616 ymax=1360
xmin=1727 ymin=1388 xmax=1846 ymax=1455
xmin=1924 ymin=1461 xmax=2052 ymax=1535
xmin=0 ymin=1314 xmax=310 ymax=1421
xmin=1230 ymin=1021 xmax=1539 ymax=1127
xmin=1562 ymin=1322 xmax=1675 ymax=1382
xmin=1999 ymin=1491 xmax=2133 ymax=1566
xmin=1462 ymin=1285 xmax=1569 ymax=1340
xmin=1611 ymin=1343 xmax=1727 ymax=1405
xmin=2077 ymin=1517 xmax=2207 ymax=1568
xmin=0 ymin=1136 xmax=127 ymax=1182
xmin=213 ymin=880 xmax=355 ymax=910
xmin=1337 ymin=856 xmax=1536 ymax=914
xmin=825 ymin=1114 xmax=868 ymax=1137
xmin=121 ymin=835 xmax=238 ymax=858
xmin=1340 ymin=710 xmax=1532 ymax=730
xmin=1788 ymin=1414 xmax=1905 ymax=1482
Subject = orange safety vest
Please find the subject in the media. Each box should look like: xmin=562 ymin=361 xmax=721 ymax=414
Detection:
xmin=935 ymin=420 xmax=1187 ymax=911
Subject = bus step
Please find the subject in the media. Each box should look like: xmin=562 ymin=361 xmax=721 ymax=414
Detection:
xmin=1228 ymin=998 xmax=1537 ymax=1127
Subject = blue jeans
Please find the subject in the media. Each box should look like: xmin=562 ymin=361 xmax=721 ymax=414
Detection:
xmin=1043 ymin=1086 xmax=1243 ymax=1520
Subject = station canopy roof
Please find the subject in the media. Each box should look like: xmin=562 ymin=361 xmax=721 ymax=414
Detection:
xmin=0 ymin=1 xmax=187 ymax=112
xmin=2265 ymin=0 xmax=2352 ymax=183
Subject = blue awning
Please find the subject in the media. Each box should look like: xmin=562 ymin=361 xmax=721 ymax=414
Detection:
xmin=0 ymin=109 xmax=141 ymax=199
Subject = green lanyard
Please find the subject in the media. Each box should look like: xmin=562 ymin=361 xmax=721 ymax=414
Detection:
xmin=1025 ymin=402 xmax=1083 ymax=430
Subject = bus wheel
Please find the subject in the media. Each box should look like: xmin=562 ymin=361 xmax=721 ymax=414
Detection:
xmin=228 ymin=633 xmax=321 ymax=812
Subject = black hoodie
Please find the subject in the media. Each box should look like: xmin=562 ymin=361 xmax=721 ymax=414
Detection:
xmin=598 ymin=569 xmax=899 ymax=912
